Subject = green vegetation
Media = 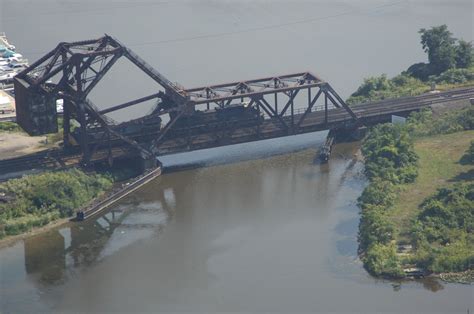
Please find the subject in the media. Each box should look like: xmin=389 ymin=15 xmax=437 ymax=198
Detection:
xmin=389 ymin=131 xmax=474 ymax=235
xmin=361 ymin=124 xmax=418 ymax=184
xmin=0 ymin=121 xmax=22 ymax=132
xmin=358 ymin=123 xmax=416 ymax=277
xmin=0 ymin=169 xmax=113 ymax=239
xmin=413 ymin=25 xmax=473 ymax=78
xmin=358 ymin=108 xmax=474 ymax=279
xmin=348 ymin=25 xmax=474 ymax=105
xmin=410 ymin=182 xmax=473 ymax=273
xmin=461 ymin=140 xmax=474 ymax=164
xmin=348 ymin=74 xmax=430 ymax=105
xmin=405 ymin=107 xmax=474 ymax=137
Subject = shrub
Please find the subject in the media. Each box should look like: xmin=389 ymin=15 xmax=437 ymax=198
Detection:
xmin=0 ymin=169 xmax=113 ymax=236
xmin=361 ymin=123 xmax=418 ymax=184
xmin=363 ymin=243 xmax=405 ymax=278
xmin=409 ymin=183 xmax=474 ymax=273
xmin=359 ymin=205 xmax=395 ymax=251
xmin=0 ymin=121 xmax=21 ymax=132
xmin=461 ymin=141 xmax=474 ymax=164
xmin=406 ymin=107 xmax=474 ymax=137
xmin=431 ymin=67 xmax=474 ymax=84
xmin=357 ymin=179 xmax=396 ymax=209
xmin=347 ymin=74 xmax=428 ymax=105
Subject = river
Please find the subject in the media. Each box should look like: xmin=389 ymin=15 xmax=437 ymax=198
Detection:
xmin=1 ymin=0 xmax=473 ymax=313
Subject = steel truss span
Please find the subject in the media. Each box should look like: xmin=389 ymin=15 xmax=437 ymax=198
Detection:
xmin=14 ymin=35 xmax=357 ymax=166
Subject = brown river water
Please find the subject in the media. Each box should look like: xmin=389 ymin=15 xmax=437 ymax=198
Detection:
xmin=1 ymin=0 xmax=473 ymax=313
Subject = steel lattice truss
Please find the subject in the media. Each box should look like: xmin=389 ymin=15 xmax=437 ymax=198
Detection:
xmin=14 ymin=35 xmax=358 ymax=166
xmin=185 ymin=72 xmax=324 ymax=105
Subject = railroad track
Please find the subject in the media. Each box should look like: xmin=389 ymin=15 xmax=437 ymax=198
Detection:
xmin=0 ymin=149 xmax=68 ymax=175
xmin=1 ymin=87 xmax=472 ymax=175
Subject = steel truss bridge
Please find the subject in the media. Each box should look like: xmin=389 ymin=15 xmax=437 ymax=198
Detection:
xmin=12 ymin=35 xmax=474 ymax=168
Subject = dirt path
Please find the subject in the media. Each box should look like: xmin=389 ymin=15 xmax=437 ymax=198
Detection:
xmin=0 ymin=132 xmax=48 ymax=159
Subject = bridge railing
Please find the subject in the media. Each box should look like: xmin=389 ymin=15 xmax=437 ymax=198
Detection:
xmin=279 ymin=104 xmax=335 ymax=118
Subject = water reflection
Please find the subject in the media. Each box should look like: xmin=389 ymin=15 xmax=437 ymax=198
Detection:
xmin=22 ymin=189 xmax=175 ymax=287
xmin=2 ymin=143 xmax=469 ymax=313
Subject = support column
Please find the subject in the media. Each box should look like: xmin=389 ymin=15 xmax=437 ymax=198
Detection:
xmin=61 ymin=50 xmax=71 ymax=149
xmin=274 ymin=93 xmax=278 ymax=113
xmin=75 ymin=60 xmax=90 ymax=165
xmin=77 ymin=102 xmax=90 ymax=165
xmin=63 ymin=99 xmax=71 ymax=149
xmin=256 ymin=98 xmax=261 ymax=138
xmin=290 ymin=91 xmax=294 ymax=134
xmin=324 ymin=92 xmax=328 ymax=125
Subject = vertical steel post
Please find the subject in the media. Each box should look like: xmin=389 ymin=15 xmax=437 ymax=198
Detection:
xmin=308 ymin=87 xmax=311 ymax=112
xmin=256 ymin=98 xmax=261 ymax=137
xmin=61 ymin=51 xmax=71 ymax=148
xmin=63 ymin=99 xmax=71 ymax=148
xmin=324 ymin=92 xmax=328 ymax=125
xmin=290 ymin=91 xmax=294 ymax=134
xmin=274 ymin=93 xmax=278 ymax=113
xmin=76 ymin=60 xmax=90 ymax=165
xmin=107 ymin=130 xmax=113 ymax=167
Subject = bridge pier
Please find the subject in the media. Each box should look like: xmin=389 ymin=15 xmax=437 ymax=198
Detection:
xmin=138 ymin=154 xmax=159 ymax=172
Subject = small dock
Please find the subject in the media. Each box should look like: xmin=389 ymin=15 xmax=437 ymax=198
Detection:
xmin=75 ymin=166 xmax=162 ymax=221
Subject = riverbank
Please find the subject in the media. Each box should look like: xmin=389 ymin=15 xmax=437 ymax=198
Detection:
xmin=0 ymin=216 xmax=71 ymax=249
xmin=357 ymin=108 xmax=473 ymax=282
xmin=0 ymin=169 xmax=113 ymax=242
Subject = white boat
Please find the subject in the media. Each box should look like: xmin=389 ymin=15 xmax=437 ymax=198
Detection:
xmin=0 ymin=32 xmax=16 ymax=51
xmin=0 ymin=61 xmax=26 ymax=73
xmin=0 ymin=71 xmax=18 ymax=83
xmin=0 ymin=33 xmax=28 ymax=81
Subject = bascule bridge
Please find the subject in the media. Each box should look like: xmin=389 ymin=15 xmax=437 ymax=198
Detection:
xmin=13 ymin=35 xmax=358 ymax=169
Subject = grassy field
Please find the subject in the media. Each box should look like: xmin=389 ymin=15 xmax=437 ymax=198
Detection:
xmin=388 ymin=130 xmax=474 ymax=243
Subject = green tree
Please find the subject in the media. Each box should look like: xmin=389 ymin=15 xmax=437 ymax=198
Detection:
xmin=419 ymin=25 xmax=456 ymax=74
xmin=363 ymin=243 xmax=405 ymax=278
xmin=455 ymin=40 xmax=474 ymax=68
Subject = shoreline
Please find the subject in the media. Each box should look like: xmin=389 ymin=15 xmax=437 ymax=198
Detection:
xmin=0 ymin=216 xmax=71 ymax=249
xmin=357 ymin=128 xmax=473 ymax=284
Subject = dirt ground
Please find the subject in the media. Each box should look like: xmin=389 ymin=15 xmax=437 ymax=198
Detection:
xmin=0 ymin=132 xmax=47 ymax=159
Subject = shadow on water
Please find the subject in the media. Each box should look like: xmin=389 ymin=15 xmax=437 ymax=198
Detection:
xmin=22 ymin=188 xmax=176 ymax=287
xmin=160 ymin=131 xmax=328 ymax=172
xmin=334 ymin=217 xmax=360 ymax=238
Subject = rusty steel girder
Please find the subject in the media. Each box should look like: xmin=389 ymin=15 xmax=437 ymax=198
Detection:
xmin=14 ymin=35 xmax=188 ymax=165
xmin=14 ymin=35 xmax=358 ymax=167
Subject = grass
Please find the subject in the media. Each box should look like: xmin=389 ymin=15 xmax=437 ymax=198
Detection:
xmin=436 ymin=81 xmax=474 ymax=91
xmin=0 ymin=121 xmax=22 ymax=132
xmin=388 ymin=130 xmax=474 ymax=243
xmin=0 ymin=169 xmax=113 ymax=239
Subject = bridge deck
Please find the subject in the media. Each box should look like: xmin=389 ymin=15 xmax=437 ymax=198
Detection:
xmin=155 ymin=88 xmax=473 ymax=155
